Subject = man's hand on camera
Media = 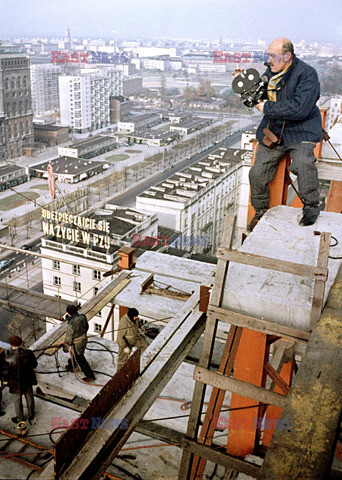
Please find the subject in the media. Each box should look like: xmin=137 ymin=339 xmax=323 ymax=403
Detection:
xmin=255 ymin=101 xmax=267 ymax=113
xmin=232 ymin=68 xmax=243 ymax=78
xmin=124 ymin=347 xmax=130 ymax=354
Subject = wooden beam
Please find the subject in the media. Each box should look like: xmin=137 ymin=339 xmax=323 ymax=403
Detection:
xmin=140 ymin=273 xmax=154 ymax=293
xmin=194 ymin=366 xmax=287 ymax=408
xmin=310 ymin=232 xmax=331 ymax=328
xmin=264 ymin=362 xmax=290 ymax=395
xmin=216 ymin=248 xmax=328 ymax=281
xmin=317 ymin=158 xmax=342 ymax=181
xmin=258 ymin=264 xmax=342 ymax=480
xmin=181 ymin=438 xmax=260 ymax=478
xmin=207 ymin=305 xmax=310 ymax=343
xmin=31 ymin=270 xmax=131 ymax=357
xmin=178 ymin=215 xmax=235 ymax=480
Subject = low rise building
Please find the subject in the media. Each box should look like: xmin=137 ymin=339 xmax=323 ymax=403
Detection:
xmin=117 ymin=113 xmax=162 ymax=133
xmin=30 ymin=156 xmax=108 ymax=183
xmin=58 ymin=135 xmax=117 ymax=159
xmin=169 ymin=117 xmax=212 ymax=135
xmin=126 ymin=129 xmax=179 ymax=146
xmin=136 ymin=148 xmax=253 ymax=252
xmin=33 ymin=123 xmax=70 ymax=147
xmin=0 ymin=164 xmax=28 ymax=192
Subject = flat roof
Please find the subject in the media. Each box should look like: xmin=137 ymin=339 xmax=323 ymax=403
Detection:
xmin=138 ymin=147 xmax=252 ymax=202
xmin=129 ymin=129 xmax=178 ymax=140
xmin=67 ymin=135 xmax=116 ymax=150
xmin=92 ymin=208 xmax=153 ymax=236
xmin=119 ymin=113 xmax=161 ymax=125
xmin=171 ymin=118 xmax=211 ymax=129
xmin=33 ymin=124 xmax=69 ymax=131
xmin=31 ymin=156 xmax=105 ymax=175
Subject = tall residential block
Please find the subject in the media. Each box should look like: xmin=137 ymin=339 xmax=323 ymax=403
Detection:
xmin=30 ymin=64 xmax=61 ymax=114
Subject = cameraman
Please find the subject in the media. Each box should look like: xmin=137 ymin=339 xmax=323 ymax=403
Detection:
xmin=248 ymin=37 xmax=322 ymax=229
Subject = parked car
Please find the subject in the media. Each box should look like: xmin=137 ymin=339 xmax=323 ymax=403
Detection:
xmin=0 ymin=259 xmax=14 ymax=271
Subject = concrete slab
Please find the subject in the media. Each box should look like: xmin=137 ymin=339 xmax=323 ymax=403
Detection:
xmin=113 ymin=269 xmax=204 ymax=320
xmin=135 ymin=251 xmax=216 ymax=284
xmin=222 ymin=206 xmax=342 ymax=332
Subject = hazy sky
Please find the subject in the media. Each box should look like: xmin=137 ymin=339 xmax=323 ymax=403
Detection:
xmin=1 ymin=0 xmax=341 ymax=43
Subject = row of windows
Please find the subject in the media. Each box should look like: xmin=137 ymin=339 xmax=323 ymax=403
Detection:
xmin=52 ymin=276 xmax=100 ymax=297
xmin=52 ymin=261 xmax=101 ymax=280
xmin=4 ymin=76 xmax=28 ymax=90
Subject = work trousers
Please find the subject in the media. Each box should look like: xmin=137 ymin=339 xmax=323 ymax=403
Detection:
xmin=12 ymin=385 xmax=34 ymax=420
xmin=68 ymin=346 xmax=94 ymax=379
xmin=249 ymin=142 xmax=319 ymax=212
xmin=117 ymin=335 xmax=149 ymax=371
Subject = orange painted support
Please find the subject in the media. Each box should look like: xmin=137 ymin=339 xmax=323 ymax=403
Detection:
xmin=119 ymin=305 xmax=129 ymax=319
xmin=227 ymin=330 xmax=267 ymax=457
xmin=315 ymin=106 xmax=329 ymax=159
xmin=325 ymin=181 xmax=342 ymax=213
xmin=262 ymin=358 xmax=295 ymax=447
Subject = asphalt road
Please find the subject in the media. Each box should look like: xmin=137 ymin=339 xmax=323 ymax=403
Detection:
xmin=110 ymin=124 xmax=256 ymax=207
xmin=0 ymin=238 xmax=41 ymax=280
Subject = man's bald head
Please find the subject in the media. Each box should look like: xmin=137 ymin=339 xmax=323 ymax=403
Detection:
xmin=267 ymin=38 xmax=294 ymax=73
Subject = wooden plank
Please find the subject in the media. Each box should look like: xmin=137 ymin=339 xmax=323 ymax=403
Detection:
xmin=210 ymin=215 xmax=235 ymax=307
xmin=317 ymin=158 xmax=342 ymax=181
xmin=190 ymin=326 xmax=242 ymax=480
xmin=194 ymin=366 xmax=287 ymax=408
xmin=100 ymin=304 xmax=115 ymax=338
xmin=178 ymin=215 xmax=235 ymax=480
xmin=217 ymin=248 xmax=328 ymax=281
xmin=208 ymin=305 xmax=310 ymax=343
xmin=181 ymin=439 xmax=260 ymax=478
xmin=31 ymin=270 xmax=131 ymax=357
xmin=258 ymin=264 xmax=342 ymax=480
xmin=136 ymin=423 xmax=183 ymax=445
xmin=310 ymin=232 xmax=331 ymax=328
xmin=264 ymin=362 xmax=290 ymax=395
xmin=140 ymin=273 xmax=154 ymax=293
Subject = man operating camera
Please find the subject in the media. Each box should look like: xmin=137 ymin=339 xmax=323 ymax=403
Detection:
xmin=245 ymin=37 xmax=322 ymax=229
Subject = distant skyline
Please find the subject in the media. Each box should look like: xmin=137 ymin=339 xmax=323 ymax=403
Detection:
xmin=1 ymin=0 xmax=342 ymax=44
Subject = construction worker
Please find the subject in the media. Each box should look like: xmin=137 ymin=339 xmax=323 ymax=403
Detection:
xmin=63 ymin=305 xmax=96 ymax=383
xmin=4 ymin=336 xmax=37 ymax=424
xmin=116 ymin=308 xmax=149 ymax=371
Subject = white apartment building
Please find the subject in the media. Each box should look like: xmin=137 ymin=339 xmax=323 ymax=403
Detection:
xmin=136 ymin=147 xmax=252 ymax=253
xmin=59 ymin=69 xmax=123 ymax=133
xmin=30 ymin=64 xmax=61 ymax=114
xmin=140 ymin=58 xmax=171 ymax=71
xmin=41 ymin=208 xmax=158 ymax=340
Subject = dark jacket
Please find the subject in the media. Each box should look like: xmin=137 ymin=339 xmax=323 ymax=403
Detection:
xmin=4 ymin=347 xmax=37 ymax=394
xmin=65 ymin=313 xmax=89 ymax=355
xmin=256 ymin=55 xmax=322 ymax=148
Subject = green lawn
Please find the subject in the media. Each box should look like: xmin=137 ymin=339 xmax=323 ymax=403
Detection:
xmin=0 ymin=191 xmax=40 ymax=210
xmin=125 ymin=149 xmax=142 ymax=154
xmin=106 ymin=154 xmax=130 ymax=162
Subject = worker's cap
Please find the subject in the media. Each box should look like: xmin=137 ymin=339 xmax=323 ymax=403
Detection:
xmin=66 ymin=304 xmax=78 ymax=315
xmin=127 ymin=308 xmax=139 ymax=320
xmin=9 ymin=336 xmax=23 ymax=347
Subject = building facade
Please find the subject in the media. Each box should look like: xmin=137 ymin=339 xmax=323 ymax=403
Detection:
xmin=0 ymin=46 xmax=34 ymax=159
xmin=41 ymin=208 xmax=158 ymax=339
xmin=136 ymin=148 xmax=252 ymax=252
xmin=59 ymin=69 xmax=123 ymax=133
xmin=30 ymin=64 xmax=61 ymax=114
